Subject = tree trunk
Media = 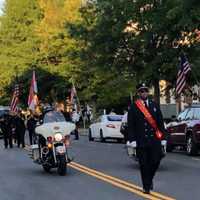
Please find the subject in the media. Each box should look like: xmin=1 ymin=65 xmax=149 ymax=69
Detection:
xmin=165 ymin=85 xmax=171 ymax=104
xmin=153 ymin=78 xmax=160 ymax=107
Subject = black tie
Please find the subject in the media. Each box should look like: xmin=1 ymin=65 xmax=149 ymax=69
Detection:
xmin=144 ymin=100 xmax=148 ymax=108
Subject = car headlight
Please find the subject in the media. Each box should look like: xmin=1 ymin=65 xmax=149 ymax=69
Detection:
xmin=54 ymin=133 xmax=63 ymax=142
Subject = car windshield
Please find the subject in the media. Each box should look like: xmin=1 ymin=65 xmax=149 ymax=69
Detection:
xmin=43 ymin=111 xmax=66 ymax=123
xmin=193 ymin=107 xmax=200 ymax=120
xmin=107 ymin=115 xmax=123 ymax=121
xmin=0 ymin=110 xmax=9 ymax=118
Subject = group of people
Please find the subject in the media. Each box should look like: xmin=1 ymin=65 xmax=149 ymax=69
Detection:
xmin=0 ymin=83 xmax=167 ymax=195
xmin=0 ymin=111 xmax=38 ymax=149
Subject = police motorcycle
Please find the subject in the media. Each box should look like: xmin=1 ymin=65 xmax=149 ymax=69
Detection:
xmin=29 ymin=110 xmax=75 ymax=176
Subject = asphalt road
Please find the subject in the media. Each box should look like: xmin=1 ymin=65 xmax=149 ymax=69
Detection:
xmin=0 ymin=134 xmax=199 ymax=200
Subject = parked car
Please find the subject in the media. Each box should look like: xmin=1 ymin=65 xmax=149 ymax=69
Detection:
xmin=166 ymin=104 xmax=200 ymax=155
xmin=88 ymin=115 xmax=123 ymax=142
xmin=0 ymin=106 xmax=10 ymax=138
xmin=0 ymin=106 xmax=10 ymax=118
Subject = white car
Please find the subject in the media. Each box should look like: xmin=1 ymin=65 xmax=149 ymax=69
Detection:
xmin=88 ymin=115 xmax=123 ymax=142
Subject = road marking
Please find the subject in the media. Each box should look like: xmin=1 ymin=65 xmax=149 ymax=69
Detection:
xmin=24 ymin=145 xmax=175 ymax=199
xmin=69 ymin=162 xmax=175 ymax=200
xmin=192 ymin=158 xmax=200 ymax=161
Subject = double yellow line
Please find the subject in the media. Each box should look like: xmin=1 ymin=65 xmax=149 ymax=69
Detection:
xmin=69 ymin=162 xmax=175 ymax=200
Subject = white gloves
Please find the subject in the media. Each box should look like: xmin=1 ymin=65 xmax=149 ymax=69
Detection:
xmin=126 ymin=141 xmax=137 ymax=148
xmin=126 ymin=141 xmax=166 ymax=147
xmin=161 ymin=140 xmax=167 ymax=146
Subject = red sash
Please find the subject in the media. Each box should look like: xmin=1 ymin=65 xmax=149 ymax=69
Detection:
xmin=135 ymin=99 xmax=163 ymax=140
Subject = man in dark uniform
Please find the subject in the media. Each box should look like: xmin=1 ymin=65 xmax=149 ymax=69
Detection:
xmin=0 ymin=114 xmax=13 ymax=149
xmin=27 ymin=114 xmax=37 ymax=145
xmin=127 ymin=83 xmax=166 ymax=194
xmin=15 ymin=113 xmax=26 ymax=148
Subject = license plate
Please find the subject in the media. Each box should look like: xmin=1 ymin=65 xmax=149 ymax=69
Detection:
xmin=56 ymin=146 xmax=66 ymax=154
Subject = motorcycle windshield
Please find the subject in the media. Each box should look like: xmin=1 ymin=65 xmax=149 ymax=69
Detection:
xmin=43 ymin=111 xmax=66 ymax=123
xmin=36 ymin=111 xmax=75 ymax=138
xmin=35 ymin=122 xmax=75 ymax=139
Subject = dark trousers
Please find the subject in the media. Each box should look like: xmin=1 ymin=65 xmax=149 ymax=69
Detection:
xmin=3 ymin=133 xmax=13 ymax=148
xmin=137 ymin=145 xmax=162 ymax=190
xmin=17 ymin=132 xmax=25 ymax=148
xmin=29 ymin=130 xmax=35 ymax=145
xmin=123 ymin=131 xmax=128 ymax=143
xmin=74 ymin=129 xmax=79 ymax=140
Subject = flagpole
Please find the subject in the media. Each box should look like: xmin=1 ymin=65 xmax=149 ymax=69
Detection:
xmin=71 ymin=79 xmax=86 ymax=132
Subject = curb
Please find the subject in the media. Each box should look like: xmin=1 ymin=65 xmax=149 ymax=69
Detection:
xmin=79 ymin=128 xmax=88 ymax=136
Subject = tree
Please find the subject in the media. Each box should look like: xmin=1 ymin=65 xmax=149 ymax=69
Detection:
xmin=0 ymin=0 xmax=85 ymax=105
xmin=0 ymin=0 xmax=42 ymax=103
xmin=75 ymin=0 xmax=200 ymax=105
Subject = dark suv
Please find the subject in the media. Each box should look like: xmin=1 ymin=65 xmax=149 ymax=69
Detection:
xmin=166 ymin=104 xmax=200 ymax=156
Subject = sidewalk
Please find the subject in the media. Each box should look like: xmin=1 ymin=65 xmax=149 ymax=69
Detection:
xmin=79 ymin=128 xmax=88 ymax=136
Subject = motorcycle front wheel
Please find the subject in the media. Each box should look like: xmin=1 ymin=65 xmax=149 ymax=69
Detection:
xmin=42 ymin=165 xmax=51 ymax=173
xmin=57 ymin=155 xmax=67 ymax=176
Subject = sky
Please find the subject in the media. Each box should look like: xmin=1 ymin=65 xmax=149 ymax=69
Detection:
xmin=0 ymin=0 xmax=5 ymax=15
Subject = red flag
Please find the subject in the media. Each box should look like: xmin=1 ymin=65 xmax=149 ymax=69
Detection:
xmin=28 ymin=71 xmax=38 ymax=111
xmin=70 ymin=85 xmax=80 ymax=112
xmin=10 ymin=84 xmax=19 ymax=113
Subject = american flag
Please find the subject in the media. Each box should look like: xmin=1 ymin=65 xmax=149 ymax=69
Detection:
xmin=176 ymin=54 xmax=191 ymax=96
xmin=10 ymin=84 xmax=19 ymax=112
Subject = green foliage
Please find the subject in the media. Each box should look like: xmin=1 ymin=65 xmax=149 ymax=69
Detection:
xmin=0 ymin=0 xmax=199 ymax=110
xmin=0 ymin=0 xmax=42 ymax=104
xmin=0 ymin=0 xmax=84 ymax=106
xmin=74 ymin=0 xmax=200 ymax=105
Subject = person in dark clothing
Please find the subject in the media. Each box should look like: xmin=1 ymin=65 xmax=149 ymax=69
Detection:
xmin=0 ymin=114 xmax=13 ymax=148
xmin=74 ymin=122 xmax=79 ymax=140
xmin=8 ymin=115 xmax=17 ymax=144
xmin=120 ymin=111 xmax=128 ymax=143
xmin=61 ymin=111 xmax=71 ymax=122
xmin=15 ymin=114 xmax=26 ymax=148
xmin=127 ymin=83 xmax=167 ymax=194
xmin=27 ymin=114 xmax=37 ymax=145
xmin=71 ymin=109 xmax=80 ymax=140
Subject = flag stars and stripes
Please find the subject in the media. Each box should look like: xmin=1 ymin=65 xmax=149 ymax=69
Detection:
xmin=10 ymin=84 xmax=19 ymax=112
xmin=176 ymin=55 xmax=191 ymax=96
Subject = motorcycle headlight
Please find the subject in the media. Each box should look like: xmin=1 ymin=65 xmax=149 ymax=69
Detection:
xmin=54 ymin=133 xmax=63 ymax=142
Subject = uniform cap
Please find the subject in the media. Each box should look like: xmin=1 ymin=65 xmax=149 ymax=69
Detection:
xmin=136 ymin=83 xmax=149 ymax=92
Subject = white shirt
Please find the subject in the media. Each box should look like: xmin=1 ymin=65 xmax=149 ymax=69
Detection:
xmin=143 ymin=99 xmax=149 ymax=107
xmin=122 ymin=112 xmax=128 ymax=123
xmin=72 ymin=112 xmax=80 ymax=122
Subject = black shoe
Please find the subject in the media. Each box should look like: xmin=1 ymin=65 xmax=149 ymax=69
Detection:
xmin=143 ymin=189 xmax=150 ymax=194
xmin=150 ymin=183 xmax=153 ymax=190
